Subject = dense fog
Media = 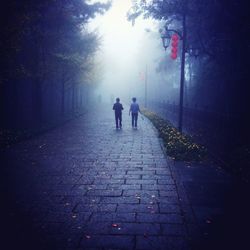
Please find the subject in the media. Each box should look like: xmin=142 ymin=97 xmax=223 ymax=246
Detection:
xmin=90 ymin=0 xmax=180 ymax=105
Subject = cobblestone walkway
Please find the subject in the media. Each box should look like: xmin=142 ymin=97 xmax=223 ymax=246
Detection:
xmin=1 ymin=104 xmax=195 ymax=249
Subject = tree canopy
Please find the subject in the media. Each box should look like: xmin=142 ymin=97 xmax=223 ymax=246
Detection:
xmin=128 ymin=0 xmax=250 ymax=113
xmin=0 ymin=0 xmax=110 ymax=128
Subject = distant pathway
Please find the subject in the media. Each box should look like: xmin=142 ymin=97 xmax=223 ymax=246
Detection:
xmin=6 ymin=102 xmax=250 ymax=250
xmin=1 ymin=103 xmax=192 ymax=250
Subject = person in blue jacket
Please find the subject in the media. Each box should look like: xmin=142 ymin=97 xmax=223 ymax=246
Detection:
xmin=129 ymin=97 xmax=141 ymax=128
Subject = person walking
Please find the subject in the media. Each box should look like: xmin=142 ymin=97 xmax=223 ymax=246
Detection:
xmin=113 ymin=97 xmax=124 ymax=129
xmin=129 ymin=97 xmax=141 ymax=129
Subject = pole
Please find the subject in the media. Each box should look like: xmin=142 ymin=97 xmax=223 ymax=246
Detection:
xmin=178 ymin=12 xmax=186 ymax=132
xmin=145 ymin=64 xmax=148 ymax=108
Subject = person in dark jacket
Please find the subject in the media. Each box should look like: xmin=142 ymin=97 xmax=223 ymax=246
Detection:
xmin=113 ymin=97 xmax=124 ymax=129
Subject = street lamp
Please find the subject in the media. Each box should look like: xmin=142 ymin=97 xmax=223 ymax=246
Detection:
xmin=160 ymin=24 xmax=186 ymax=132
xmin=160 ymin=29 xmax=171 ymax=50
xmin=160 ymin=23 xmax=201 ymax=132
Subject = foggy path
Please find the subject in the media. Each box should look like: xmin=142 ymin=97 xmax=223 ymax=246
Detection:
xmin=1 ymin=0 xmax=250 ymax=249
xmin=1 ymin=103 xmax=188 ymax=249
xmin=1 ymin=103 xmax=249 ymax=250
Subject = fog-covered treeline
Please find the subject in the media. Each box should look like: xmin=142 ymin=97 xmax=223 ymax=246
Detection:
xmin=126 ymin=0 xmax=250 ymax=172
xmin=0 ymin=0 xmax=110 ymax=129
xmin=129 ymin=0 xmax=249 ymax=114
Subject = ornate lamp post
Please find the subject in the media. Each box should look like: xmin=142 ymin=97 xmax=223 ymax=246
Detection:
xmin=160 ymin=23 xmax=186 ymax=132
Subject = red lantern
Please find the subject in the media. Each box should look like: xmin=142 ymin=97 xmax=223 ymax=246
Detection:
xmin=170 ymin=34 xmax=179 ymax=60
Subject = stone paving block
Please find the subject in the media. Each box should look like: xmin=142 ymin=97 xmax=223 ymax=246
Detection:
xmin=134 ymin=195 xmax=178 ymax=205
xmin=112 ymin=174 xmax=141 ymax=179
xmin=108 ymin=184 xmax=141 ymax=190
xmin=126 ymin=170 xmax=156 ymax=175
xmin=142 ymin=174 xmax=173 ymax=180
xmin=90 ymin=212 xmax=136 ymax=222
xmin=107 ymin=170 xmax=127 ymax=175
xmin=136 ymin=235 xmax=189 ymax=250
xmin=75 ymin=177 xmax=95 ymax=185
xmin=125 ymin=179 xmax=157 ymax=185
xmin=116 ymin=166 xmax=143 ymax=171
xmin=123 ymin=190 xmax=159 ymax=198
xmin=117 ymin=204 xmax=159 ymax=213
xmin=94 ymin=175 xmax=112 ymax=180
xmin=72 ymin=184 xmax=108 ymax=192
xmin=110 ymin=222 xmax=161 ymax=235
xmin=137 ymin=213 xmax=183 ymax=224
xmin=87 ymin=190 xmax=122 ymax=197
xmin=74 ymin=203 xmax=117 ymax=213
xmin=100 ymin=196 xmax=140 ymax=204
xmin=94 ymin=179 xmax=125 ymax=185
xmin=79 ymin=235 xmax=135 ymax=249
xmin=141 ymin=184 xmax=176 ymax=191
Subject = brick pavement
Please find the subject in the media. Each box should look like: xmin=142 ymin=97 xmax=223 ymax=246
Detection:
xmin=1 ymin=104 xmax=192 ymax=250
xmin=3 ymin=104 xmax=249 ymax=250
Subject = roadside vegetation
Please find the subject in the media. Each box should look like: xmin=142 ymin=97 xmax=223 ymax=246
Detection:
xmin=142 ymin=109 xmax=207 ymax=162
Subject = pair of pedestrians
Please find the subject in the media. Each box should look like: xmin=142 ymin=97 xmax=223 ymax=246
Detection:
xmin=113 ymin=97 xmax=141 ymax=129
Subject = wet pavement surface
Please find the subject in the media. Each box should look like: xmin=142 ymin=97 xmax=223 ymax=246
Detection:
xmin=1 ymin=104 xmax=249 ymax=250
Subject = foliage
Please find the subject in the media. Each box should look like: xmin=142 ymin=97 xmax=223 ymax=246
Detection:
xmin=0 ymin=0 xmax=110 ymax=83
xmin=0 ymin=0 xmax=110 ymax=128
xmin=142 ymin=108 xmax=207 ymax=161
xmin=128 ymin=0 xmax=249 ymax=60
xmin=130 ymin=0 xmax=250 ymax=127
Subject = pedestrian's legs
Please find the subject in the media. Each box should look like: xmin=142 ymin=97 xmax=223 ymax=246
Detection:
xmin=132 ymin=113 xmax=135 ymax=127
xmin=135 ymin=113 xmax=138 ymax=127
xmin=119 ymin=114 xmax=122 ymax=128
xmin=115 ymin=114 xmax=119 ymax=128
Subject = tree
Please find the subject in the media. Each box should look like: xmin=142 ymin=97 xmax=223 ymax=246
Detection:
xmin=128 ymin=0 xmax=250 ymax=113
xmin=0 ymin=0 xmax=110 ymax=128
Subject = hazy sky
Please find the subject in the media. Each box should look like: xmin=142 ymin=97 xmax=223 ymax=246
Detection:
xmin=89 ymin=0 xmax=160 ymax=103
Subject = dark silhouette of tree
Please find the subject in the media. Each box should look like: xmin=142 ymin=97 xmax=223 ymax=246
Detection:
xmin=128 ymin=1 xmax=250 ymax=179
xmin=0 ymin=0 xmax=110 ymax=129
xmin=128 ymin=0 xmax=250 ymax=113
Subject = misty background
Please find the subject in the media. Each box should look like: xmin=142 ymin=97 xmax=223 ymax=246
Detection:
xmin=0 ymin=0 xmax=250 ymax=179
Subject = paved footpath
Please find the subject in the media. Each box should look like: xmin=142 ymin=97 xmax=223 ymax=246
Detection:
xmin=1 ymin=104 xmax=249 ymax=250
